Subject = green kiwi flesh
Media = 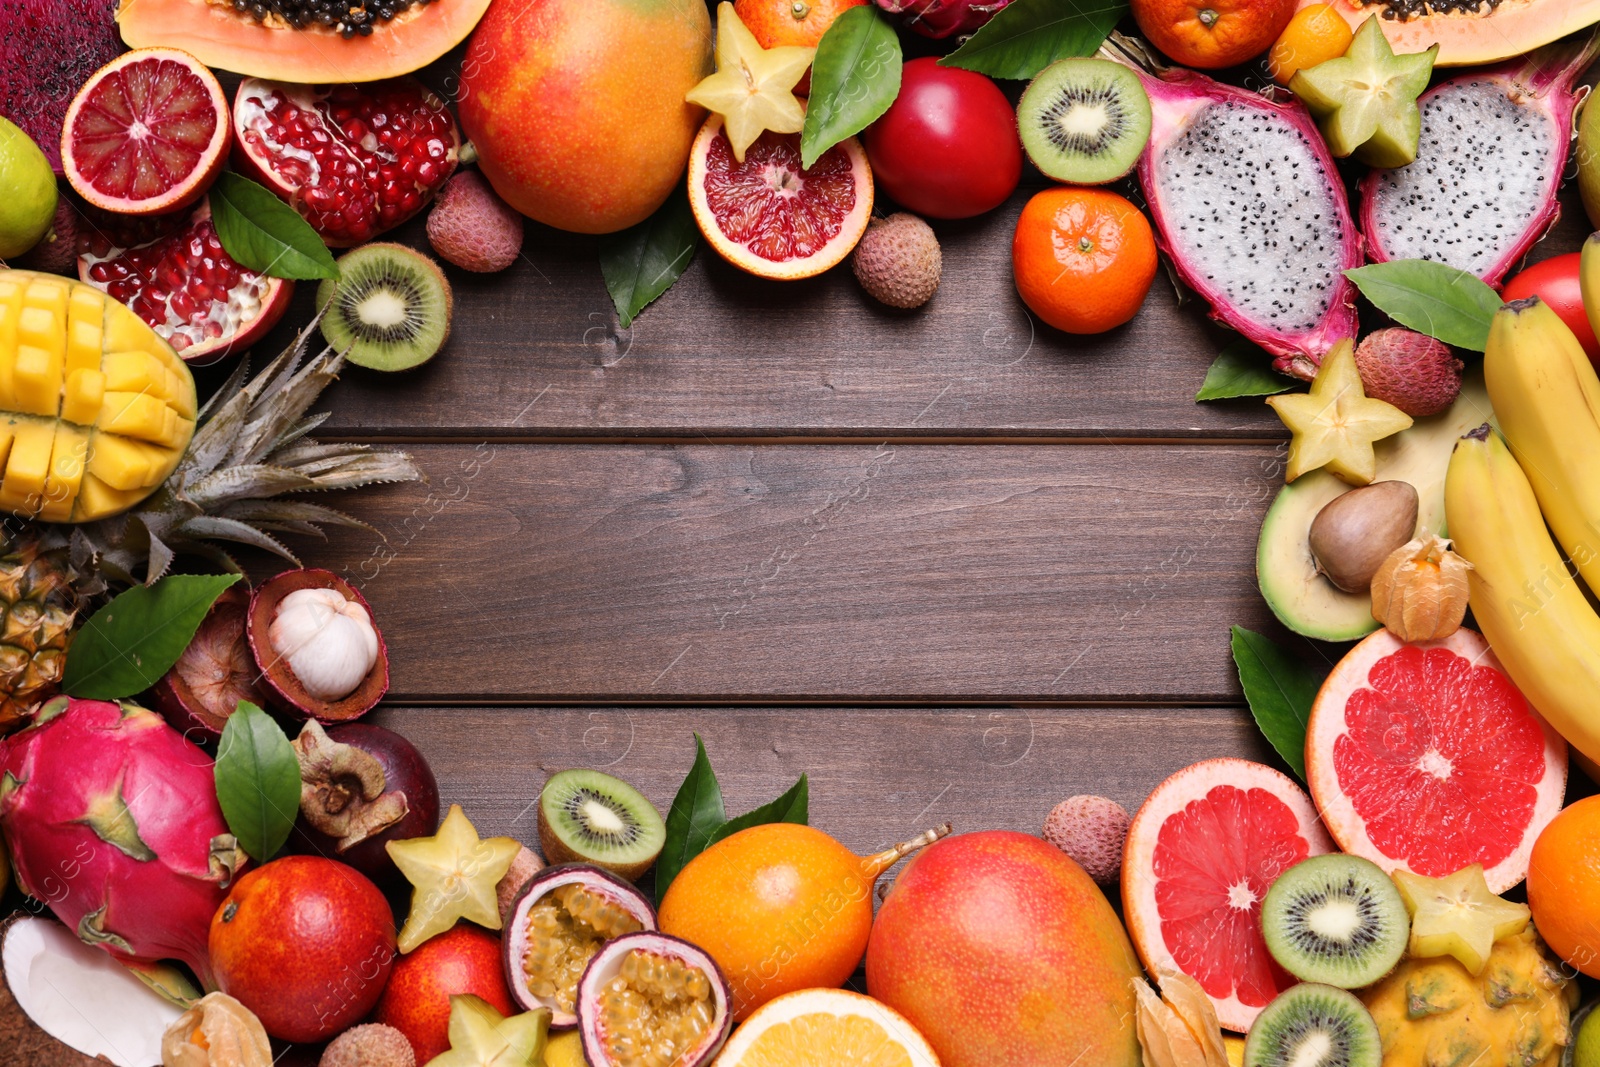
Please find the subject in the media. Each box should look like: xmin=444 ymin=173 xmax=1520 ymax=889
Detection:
xmin=1017 ymin=57 xmax=1152 ymax=185
xmin=1261 ymin=853 xmax=1409 ymax=989
xmin=1244 ymin=984 xmax=1381 ymax=1067
xmin=316 ymin=242 xmax=453 ymax=371
xmin=537 ymin=768 xmax=666 ymax=881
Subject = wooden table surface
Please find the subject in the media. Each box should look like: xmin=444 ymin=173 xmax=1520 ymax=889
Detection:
xmin=259 ymin=50 xmax=1595 ymax=856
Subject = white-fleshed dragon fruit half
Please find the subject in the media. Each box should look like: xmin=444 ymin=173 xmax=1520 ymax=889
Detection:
xmin=1360 ymin=33 xmax=1599 ymax=287
xmin=1114 ymin=44 xmax=1362 ymax=380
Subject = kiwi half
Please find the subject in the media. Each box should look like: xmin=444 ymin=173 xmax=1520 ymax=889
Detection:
xmin=1017 ymin=57 xmax=1151 ymax=185
xmin=1244 ymin=984 xmax=1381 ymax=1067
xmin=316 ymin=242 xmax=453 ymax=371
xmin=1261 ymin=853 xmax=1409 ymax=990
xmin=537 ymin=768 xmax=666 ymax=882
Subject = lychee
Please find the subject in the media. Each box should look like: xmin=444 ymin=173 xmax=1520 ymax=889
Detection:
xmin=1042 ymin=795 xmax=1129 ymax=884
xmin=15 ymin=195 xmax=79 ymax=275
xmin=852 ymin=212 xmax=941 ymax=309
xmin=320 ymin=1023 xmax=416 ymax=1067
xmin=1354 ymin=328 xmax=1464 ymax=417
xmin=426 ymin=171 xmax=523 ymax=273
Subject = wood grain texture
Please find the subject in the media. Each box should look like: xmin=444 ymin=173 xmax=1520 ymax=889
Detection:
xmin=301 ymin=442 xmax=1317 ymax=703
xmin=369 ymin=705 xmax=1278 ymax=855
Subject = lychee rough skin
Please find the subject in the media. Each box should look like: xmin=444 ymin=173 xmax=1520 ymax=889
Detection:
xmin=1354 ymin=327 xmax=1464 ymax=417
xmin=320 ymin=1023 xmax=417 ymax=1067
xmin=426 ymin=171 xmax=524 ymax=273
xmin=1042 ymin=795 xmax=1129 ymax=885
xmin=14 ymin=196 xmax=79 ymax=274
xmin=852 ymin=212 xmax=941 ymax=309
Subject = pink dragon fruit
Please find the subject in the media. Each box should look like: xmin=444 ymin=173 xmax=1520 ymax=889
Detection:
xmin=873 ymin=0 xmax=1010 ymax=38
xmin=0 ymin=698 xmax=245 ymax=988
xmin=1127 ymin=59 xmax=1362 ymax=379
xmin=1360 ymin=33 xmax=1600 ymax=287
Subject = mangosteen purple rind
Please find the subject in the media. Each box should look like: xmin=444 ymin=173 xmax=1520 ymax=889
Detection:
xmin=575 ymin=931 xmax=732 ymax=1067
xmin=246 ymin=569 xmax=389 ymax=723
xmin=148 ymin=583 xmax=266 ymax=739
xmin=502 ymin=862 xmax=659 ymax=1030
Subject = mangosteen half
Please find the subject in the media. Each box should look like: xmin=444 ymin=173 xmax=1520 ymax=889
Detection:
xmin=148 ymin=583 xmax=268 ymax=739
xmin=247 ymin=569 xmax=388 ymax=722
xmin=503 ymin=863 xmax=658 ymax=1030
xmin=289 ymin=721 xmax=440 ymax=884
xmin=576 ymin=931 xmax=731 ymax=1067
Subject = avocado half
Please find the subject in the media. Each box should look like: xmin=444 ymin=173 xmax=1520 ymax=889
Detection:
xmin=1257 ymin=366 xmax=1491 ymax=641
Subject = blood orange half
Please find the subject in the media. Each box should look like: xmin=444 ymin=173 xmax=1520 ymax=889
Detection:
xmin=1123 ymin=758 xmax=1333 ymax=1033
xmin=687 ymin=114 xmax=873 ymax=281
xmin=61 ymin=48 xmax=230 ymax=216
xmin=1305 ymin=627 xmax=1566 ymax=894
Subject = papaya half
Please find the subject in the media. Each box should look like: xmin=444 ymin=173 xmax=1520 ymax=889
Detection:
xmin=1294 ymin=0 xmax=1600 ymax=65
xmin=115 ymin=0 xmax=491 ymax=82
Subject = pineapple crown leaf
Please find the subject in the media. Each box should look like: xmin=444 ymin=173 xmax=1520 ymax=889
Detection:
xmin=272 ymin=411 xmax=332 ymax=454
xmin=218 ymin=499 xmax=373 ymax=533
xmin=172 ymin=516 xmax=300 ymax=564
xmin=185 ymin=465 xmax=320 ymax=511
xmin=229 ymin=347 xmax=347 ymax=469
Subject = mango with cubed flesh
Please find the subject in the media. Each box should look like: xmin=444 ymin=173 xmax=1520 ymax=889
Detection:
xmin=0 ymin=271 xmax=196 ymax=521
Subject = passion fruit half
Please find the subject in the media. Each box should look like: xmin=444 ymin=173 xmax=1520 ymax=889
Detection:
xmin=149 ymin=583 xmax=268 ymax=738
xmin=246 ymin=569 xmax=389 ymax=722
xmin=504 ymin=864 xmax=657 ymax=1030
xmin=576 ymin=932 xmax=732 ymax=1067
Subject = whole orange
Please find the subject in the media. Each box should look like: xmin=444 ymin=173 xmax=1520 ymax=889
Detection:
xmin=209 ymin=856 xmax=396 ymax=1043
xmin=1527 ymin=795 xmax=1600 ymax=978
xmin=1132 ymin=0 xmax=1296 ymax=69
xmin=734 ymin=0 xmax=867 ymax=92
xmin=658 ymin=822 xmax=939 ymax=1020
xmin=1267 ymin=3 xmax=1354 ymax=85
xmin=1012 ymin=188 xmax=1158 ymax=336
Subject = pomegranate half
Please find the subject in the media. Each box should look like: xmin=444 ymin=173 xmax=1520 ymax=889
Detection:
xmin=576 ymin=931 xmax=732 ymax=1067
xmin=503 ymin=864 xmax=657 ymax=1030
xmin=233 ymin=77 xmax=459 ymax=248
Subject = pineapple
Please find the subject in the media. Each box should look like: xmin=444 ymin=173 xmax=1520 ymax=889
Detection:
xmin=0 ymin=534 xmax=78 ymax=731
xmin=1360 ymin=923 xmax=1579 ymax=1067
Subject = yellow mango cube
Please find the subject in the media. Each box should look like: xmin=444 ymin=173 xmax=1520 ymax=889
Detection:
xmin=13 ymin=342 xmax=62 ymax=418
xmin=22 ymin=279 xmax=67 ymax=328
xmin=61 ymin=369 xmax=105 ymax=427
xmin=39 ymin=424 xmax=89 ymax=523
xmin=99 ymin=391 xmax=170 ymax=442
xmin=1 ymin=420 xmax=55 ymax=512
xmin=103 ymin=350 xmax=170 ymax=397
xmin=86 ymin=433 xmax=167 ymax=491
xmin=71 ymin=473 xmax=151 ymax=522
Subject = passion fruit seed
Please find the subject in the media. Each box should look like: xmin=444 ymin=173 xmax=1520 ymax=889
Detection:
xmin=524 ymin=883 xmax=646 ymax=1013
xmin=597 ymin=950 xmax=716 ymax=1067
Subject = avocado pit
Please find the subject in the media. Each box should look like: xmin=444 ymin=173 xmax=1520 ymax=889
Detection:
xmin=1308 ymin=480 xmax=1419 ymax=593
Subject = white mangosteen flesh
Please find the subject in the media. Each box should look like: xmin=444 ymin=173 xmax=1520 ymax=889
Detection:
xmin=3 ymin=916 xmax=183 ymax=1066
xmin=269 ymin=587 xmax=380 ymax=701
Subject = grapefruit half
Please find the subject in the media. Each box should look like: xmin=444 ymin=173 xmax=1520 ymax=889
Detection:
xmin=687 ymin=114 xmax=873 ymax=281
xmin=1305 ymin=627 xmax=1566 ymax=894
xmin=1123 ymin=758 xmax=1333 ymax=1033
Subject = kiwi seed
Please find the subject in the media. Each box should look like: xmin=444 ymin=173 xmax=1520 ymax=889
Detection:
xmin=316 ymin=242 xmax=453 ymax=372
xmin=1261 ymin=853 xmax=1410 ymax=989
xmin=1017 ymin=57 xmax=1152 ymax=186
xmin=537 ymin=768 xmax=666 ymax=882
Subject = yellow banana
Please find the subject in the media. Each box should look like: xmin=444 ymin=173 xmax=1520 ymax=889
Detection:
xmin=1444 ymin=425 xmax=1600 ymax=766
xmin=1581 ymin=230 xmax=1600 ymax=344
xmin=1484 ymin=292 xmax=1600 ymax=596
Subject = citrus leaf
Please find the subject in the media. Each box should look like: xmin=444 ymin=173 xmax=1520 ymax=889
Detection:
xmin=939 ymin=0 xmax=1126 ymax=80
xmin=801 ymin=7 xmax=902 ymax=169
xmin=1231 ymin=626 xmax=1326 ymax=782
xmin=599 ymin=187 xmax=699 ymax=329
xmin=1196 ymin=342 xmax=1296 ymax=401
xmin=705 ymin=774 xmax=809 ymax=848
xmin=63 ymin=574 xmax=242 ymax=699
xmin=655 ymin=734 xmax=727 ymax=905
xmin=214 ymin=701 xmax=301 ymax=862
xmin=210 ymin=172 xmax=339 ymax=281
xmin=1345 ymin=260 xmax=1499 ymax=351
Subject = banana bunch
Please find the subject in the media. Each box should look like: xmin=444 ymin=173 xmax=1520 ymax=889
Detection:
xmin=1444 ymin=244 xmax=1600 ymax=768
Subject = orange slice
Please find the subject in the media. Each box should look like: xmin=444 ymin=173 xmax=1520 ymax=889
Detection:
xmin=714 ymin=988 xmax=940 ymax=1066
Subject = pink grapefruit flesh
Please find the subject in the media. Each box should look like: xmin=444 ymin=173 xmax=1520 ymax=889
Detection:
xmin=61 ymin=48 xmax=230 ymax=216
xmin=1122 ymin=757 xmax=1333 ymax=1033
xmin=688 ymin=115 xmax=873 ymax=281
xmin=1305 ymin=627 xmax=1565 ymax=894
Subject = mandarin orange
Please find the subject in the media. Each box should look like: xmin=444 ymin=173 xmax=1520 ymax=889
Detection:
xmin=1011 ymin=188 xmax=1157 ymax=336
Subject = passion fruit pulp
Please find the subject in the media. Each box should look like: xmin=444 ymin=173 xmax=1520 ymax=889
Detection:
xmin=150 ymin=583 xmax=267 ymax=737
xmin=246 ymin=568 xmax=388 ymax=721
xmin=577 ymin=932 xmax=732 ymax=1067
xmin=504 ymin=864 xmax=657 ymax=1029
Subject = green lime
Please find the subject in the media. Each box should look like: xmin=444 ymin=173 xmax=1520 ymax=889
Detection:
xmin=1573 ymin=1002 xmax=1600 ymax=1067
xmin=0 ymin=115 xmax=58 ymax=260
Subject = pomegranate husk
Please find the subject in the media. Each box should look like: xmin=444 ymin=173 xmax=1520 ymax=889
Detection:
xmin=1370 ymin=533 xmax=1472 ymax=642
xmin=246 ymin=569 xmax=388 ymax=722
xmin=150 ymin=584 xmax=267 ymax=739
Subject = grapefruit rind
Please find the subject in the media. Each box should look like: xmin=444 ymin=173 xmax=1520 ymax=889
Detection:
xmin=1304 ymin=627 xmax=1566 ymax=895
xmin=1122 ymin=757 xmax=1333 ymax=1034
xmin=714 ymin=987 xmax=939 ymax=1067
xmin=687 ymin=113 xmax=873 ymax=281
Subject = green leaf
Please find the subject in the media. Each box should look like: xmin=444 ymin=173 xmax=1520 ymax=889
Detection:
xmin=801 ymin=7 xmax=902 ymax=169
xmin=1230 ymin=626 xmax=1326 ymax=782
xmin=1344 ymin=260 xmax=1500 ymax=351
xmin=655 ymin=734 xmax=727 ymax=905
xmin=1196 ymin=342 xmax=1296 ymax=401
xmin=939 ymin=0 xmax=1126 ymax=80
xmin=599 ymin=187 xmax=699 ymax=328
xmin=214 ymin=701 xmax=301 ymax=862
xmin=63 ymin=574 xmax=242 ymax=699
xmin=705 ymin=774 xmax=809 ymax=848
xmin=209 ymin=172 xmax=339 ymax=282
